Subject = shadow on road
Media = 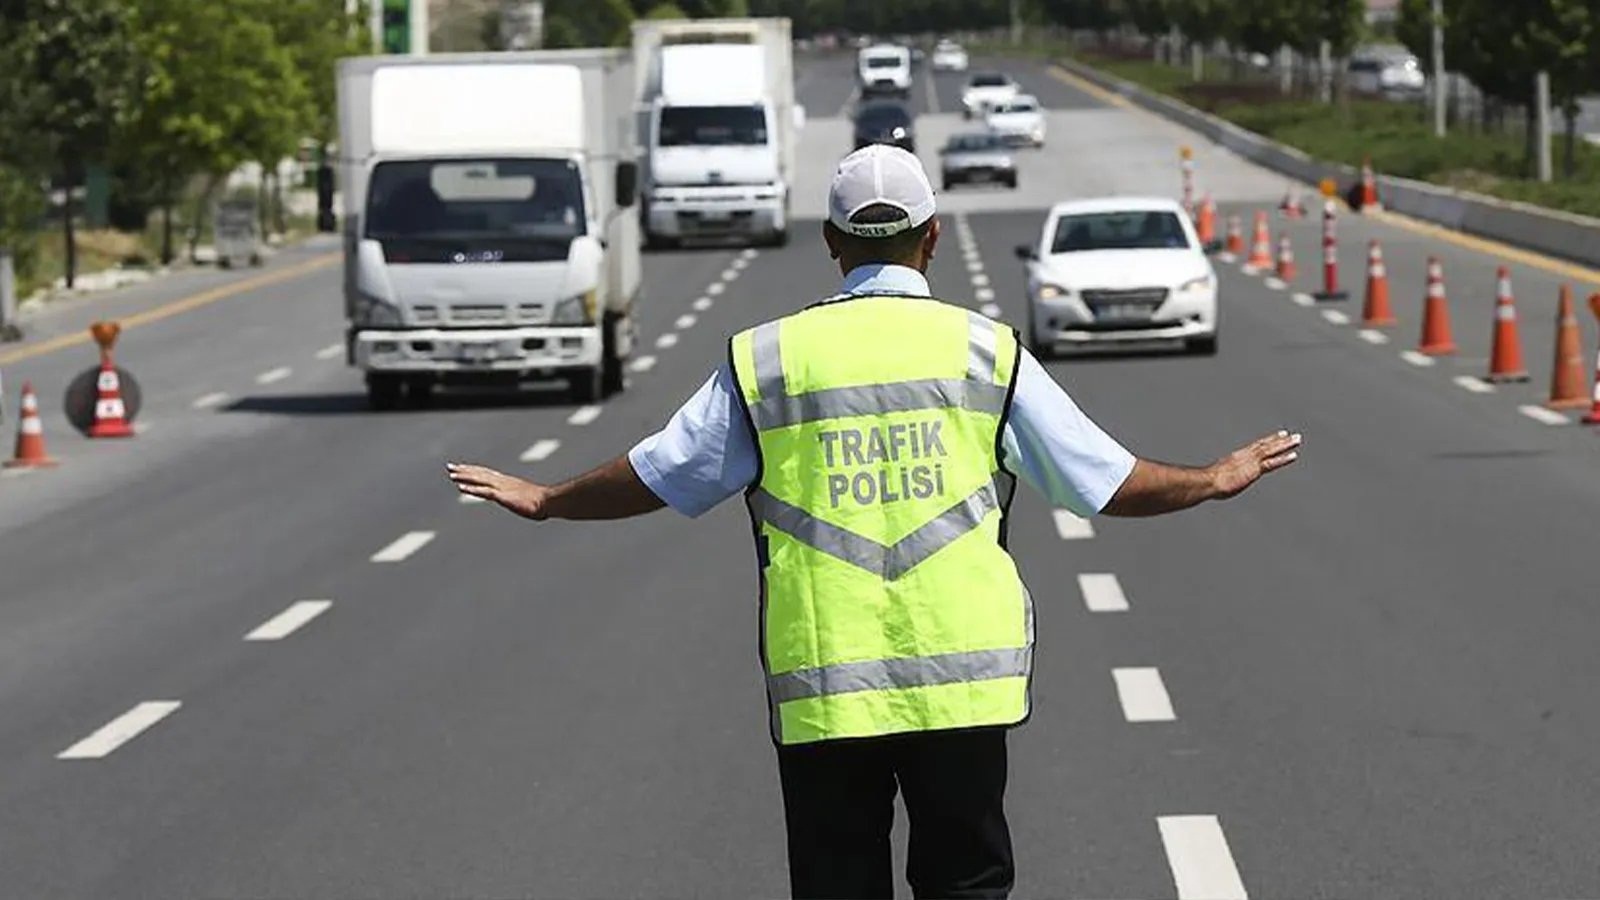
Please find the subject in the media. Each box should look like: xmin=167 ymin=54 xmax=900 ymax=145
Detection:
xmin=224 ymin=389 xmax=580 ymax=416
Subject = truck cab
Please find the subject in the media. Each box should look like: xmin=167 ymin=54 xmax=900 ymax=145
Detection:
xmin=858 ymin=44 xmax=912 ymax=98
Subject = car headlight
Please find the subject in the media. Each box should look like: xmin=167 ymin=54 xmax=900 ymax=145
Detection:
xmin=1177 ymin=275 xmax=1214 ymax=294
xmin=355 ymin=292 xmax=404 ymax=327
xmin=1037 ymin=284 xmax=1072 ymax=301
xmin=551 ymin=290 xmax=597 ymax=325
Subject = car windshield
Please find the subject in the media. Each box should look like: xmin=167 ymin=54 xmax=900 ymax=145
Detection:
xmin=857 ymin=104 xmax=910 ymax=128
xmin=658 ymin=105 xmax=767 ymax=147
xmin=865 ymin=55 xmax=903 ymax=69
xmin=946 ymin=134 xmax=1002 ymax=151
xmin=970 ymin=74 xmax=1008 ymax=87
xmin=994 ymin=100 xmax=1037 ymax=114
xmin=1051 ymin=211 xmax=1191 ymax=252
xmin=366 ymin=157 xmax=585 ymax=244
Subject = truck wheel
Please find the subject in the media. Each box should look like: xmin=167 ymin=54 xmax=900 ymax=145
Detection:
xmin=1186 ymin=334 xmax=1219 ymax=356
xmin=768 ymin=227 xmax=789 ymax=248
xmin=366 ymin=374 xmax=403 ymax=411
xmin=571 ymin=366 xmax=603 ymax=404
xmin=602 ymin=316 xmax=626 ymax=396
xmin=404 ymin=378 xmax=434 ymax=408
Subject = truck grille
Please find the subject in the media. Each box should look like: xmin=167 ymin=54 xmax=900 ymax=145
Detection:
xmin=451 ymin=304 xmax=510 ymax=324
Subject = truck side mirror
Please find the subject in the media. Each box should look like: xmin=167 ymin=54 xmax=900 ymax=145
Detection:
xmin=1014 ymin=244 xmax=1036 ymax=261
xmin=615 ymin=161 xmax=639 ymax=209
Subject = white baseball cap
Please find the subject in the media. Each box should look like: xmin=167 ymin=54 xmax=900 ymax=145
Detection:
xmin=827 ymin=144 xmax=937 ymax=238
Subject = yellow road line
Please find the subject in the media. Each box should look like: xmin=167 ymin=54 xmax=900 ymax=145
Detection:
xmin=1046 ymin=64 xmax=1131 ymax=109
xmin=0 ymin=253 xmax=339 ymax=367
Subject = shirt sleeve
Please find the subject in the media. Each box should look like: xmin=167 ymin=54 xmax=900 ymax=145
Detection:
xmin=628 ymin=364 xmax=759 ymax=518
xmin=1001 ymin=349 xmax=1137 ymax=516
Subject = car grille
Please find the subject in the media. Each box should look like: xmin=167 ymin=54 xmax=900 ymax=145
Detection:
xmin=1081 ymin=288 xmax=1169 ymax=326
xmin=1082 ymin=288 xmax=1169 ymax=307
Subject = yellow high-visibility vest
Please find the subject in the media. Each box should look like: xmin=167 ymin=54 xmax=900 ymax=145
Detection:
xmin=729 ymin=295 xmax=1032 ymax=745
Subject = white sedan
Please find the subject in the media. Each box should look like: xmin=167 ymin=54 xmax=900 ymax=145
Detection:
xmin=1015 ymin=197 xmax=1218 ymax=356
xmin=960 ymin=72 xmax=1019 ymax=119
xmin=984 ymin=94 xmax=1045 ymax=147
xmin=931 ymin=41 xmax=969 ymax=72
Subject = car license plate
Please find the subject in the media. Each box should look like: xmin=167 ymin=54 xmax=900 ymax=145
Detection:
xmin=1095 ymin=303 xmax=1155 ymax=323
xmin=701 ymin=209 xmax=731 ymax=222
xmin=969 ymin=170 xmax=992 ymax=182
xmin=459 ymin=343 xmax=498 ymax=365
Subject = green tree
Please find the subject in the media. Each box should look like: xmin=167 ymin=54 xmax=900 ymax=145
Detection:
xmin=644 ymin=3 xmax=691 ymax=18
xmin=545 ymin=0 xmax=636 ymax=47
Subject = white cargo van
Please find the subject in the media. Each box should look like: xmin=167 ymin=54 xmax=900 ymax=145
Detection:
xmin=858 ymin=44 xmax=912 ymax=98
xmin=633 ymin=19 xmax=800 ymax=248
xmin=336 ymin=51 xmax=640 ymax=408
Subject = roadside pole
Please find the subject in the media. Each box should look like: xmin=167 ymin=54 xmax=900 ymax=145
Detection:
xmin=1431 ymin=0 xmax=1446 ymax=137
xmin=0 ymin=248 xmax=19 ymax=342
xmin=1536 ymin=71 xmax=1553 ymax=183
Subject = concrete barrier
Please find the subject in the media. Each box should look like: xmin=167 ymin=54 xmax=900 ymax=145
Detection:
xmin=1058 ymin=57 xmax=1600 ymax=270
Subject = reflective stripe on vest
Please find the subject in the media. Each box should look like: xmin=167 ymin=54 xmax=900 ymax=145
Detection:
xmin=730 ymin=296 xmax=1032 ymax=745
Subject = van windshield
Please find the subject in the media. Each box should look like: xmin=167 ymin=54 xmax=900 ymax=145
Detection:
xmin=866 ymin=56 xmax=904 ymax=69
xmin=365 ymin=157 xmax=586 ymax=253
xmin=659 ymin=105 xmax=768 ymax=147
xmin=1051 ymin=211 xmax=1191 ymax=252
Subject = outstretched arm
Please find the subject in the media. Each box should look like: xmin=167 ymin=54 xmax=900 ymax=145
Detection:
xmin=446 ymin=456 xmax=665 ymax=521
xmin=1101 ymin=430 xmax=1302 ymax=517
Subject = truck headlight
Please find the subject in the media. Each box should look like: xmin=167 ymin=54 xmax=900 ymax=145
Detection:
xmin=355 ymin=293 xmax=404 ymax=327
xmin=1177 ymin=275 xmax=1214 ymax=294
xmin=552 ymin=290 xmax=597 ymax=325
xmin=1037 ymin=284 xmax=1072 ymax=301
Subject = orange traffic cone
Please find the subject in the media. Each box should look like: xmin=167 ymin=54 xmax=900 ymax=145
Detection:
xmin=1279 ymin=184 xmax=1306 ymax=218
xmin=4 ymin=381 xmax=57 ymax=468
xmin=1418 ymin=257 xmax=1458 ymax=355
xmin=1196 ymin=195 xmax=1218 ymax=251
xmin=1485 ymin=267 xmax=1529 ymax=382
xmin=1358 ymin=157 xmax=1381 ymax=211
xmin=1244 ymin=211 xmax=1273 ymax=272
xmin=87 ymin=356 xmax=135 ymax=438
xmin=1548 ymin=286 xmax=1590 ymax=409
xmin=1224 ymin=215 xmax=1244 ymax=257
xmin=1583 ymin=293 xmax=1600 ymax=424
xmin=1361 ymin=241 xmax=1396 ymax=326
xmin=1274 ymin=235 xmax=1297 ymax=282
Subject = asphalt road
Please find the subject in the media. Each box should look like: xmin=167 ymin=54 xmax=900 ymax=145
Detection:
xmin=1 ymin=50 xmax=1599 ymax=898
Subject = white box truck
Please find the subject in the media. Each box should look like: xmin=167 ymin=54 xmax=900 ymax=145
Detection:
xmin=336 ymin=50 xmax=641 ymax=409
xmin=632 ymin=18 xmax=801 ymax=248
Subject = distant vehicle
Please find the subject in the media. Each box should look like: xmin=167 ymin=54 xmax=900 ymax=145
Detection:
xmin=1015 ymin=197 xmax=1218 ymax=357
xmin=634 ymin=19 xmax=801 ymax=249
xmin=961 ymin=71 xmax=1019 ymax=119
xmin=931 ymin=40 xmax=969 ymax=72
xmin=1348 ymin=46 xmax=1426 ymax=99
xmin=939 ymin=132 xmax=1016 ymax=190
xmin=984 ymin=94 xmax=1045 ymax=147
xmin=858 ymin=44 xmax=912 ymax=97
xmin=336 ymin=53 xmax=640 ymax=408
xmin=853 ymin=100 xmax=915 ymax=153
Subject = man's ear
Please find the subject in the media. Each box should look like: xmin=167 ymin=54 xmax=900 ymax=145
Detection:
xmin=822 ymin=221 xmax=842 ymax=260
xmin=920 ymin=217 xmax=941 ymax=268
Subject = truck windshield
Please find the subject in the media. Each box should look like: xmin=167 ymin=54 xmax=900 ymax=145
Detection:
xmin=658 ymin=106 xmax=768 ymax=147
xmin=365 ymin=158 xmax=586 ymax=249
xmin=1051 ymin=211 xmax=1191 ymax=252
xmin=865 ymin=56 xmax=903 ymax=69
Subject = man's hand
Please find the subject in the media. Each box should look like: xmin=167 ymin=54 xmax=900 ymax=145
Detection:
xmin=1207 ymin=430 xmax=1303 ymax=499
xmin=447 ymin=463 xmax=550 ymax=519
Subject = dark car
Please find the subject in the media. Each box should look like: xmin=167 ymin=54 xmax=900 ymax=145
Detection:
xmin=853 ymin=100 xmax=916 ymax=153
xmin=939 ymin=132 xmax=1017 ymax=190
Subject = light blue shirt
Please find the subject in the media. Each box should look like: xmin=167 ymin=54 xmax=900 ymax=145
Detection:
xmin=628 ymin=264 xmax=1137 ymax=518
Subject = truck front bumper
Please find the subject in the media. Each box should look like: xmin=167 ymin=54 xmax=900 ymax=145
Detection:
xmin=352 ymin=326 xmax=602 ymax=375
xmin=647 ymin=193 xmax=785 ymax=240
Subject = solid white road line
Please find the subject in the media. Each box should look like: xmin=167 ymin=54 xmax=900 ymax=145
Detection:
xmin=58 ymin=701 xmax=182 ymax=760
xmin=630 ymin=355 xmax=658 ymax=373
xmin=1264 ymin=277 xmax=1287 ymax=291
xmin=1453 ymin=375 xmax=1495 ymax=394
xmin=520 ymin=439 xmax=561 ymax=462
xmin=315 ymin=342 xmax=343 ymax=360
xmin=1158 ymin=815 xmax=1250 ymax=900
xmin=1520 ymin=404 xmax=1570 ymax=426
xmin=1052 ymin=509 xmax=1095 ymax=540
xmin=371 ymin=531 xmax=436 ymax=563
xmin=1321 ymin=309 xmax=1351 ymax=325
xmin=255 ymin=366 xmax=291 ymax=385
xmin=655 ymin=333 xmax=679 ymax=349
xmin=567 ymin=405 xmax=602 ymax=426
xmin=707 ymin=282 xmax=726 ymax=296
xmin=191 ymin=391 xmax=230 ymax=410
xmin=245 ymin=600 xmax=332 ymax=641
xmin=975 ymin=287 xmax=996 ymax=302
xmin=675 ymin=314 xmax=697 ymax=330
xmin=693 ymin=296 xmax=713 ymax=312
xmin=1078 ymin=573 xmax=1129 ymax=612
xmin=1112 ymin=667 xmax=1176 ymax=722
xmin=981 ymin=303 xmax=1003 ymax=319
xmin=1358 ymin=329 xmax=1390 ymax=344
xmin=1400 ymin=350 xmax=1436 ymax=367
xmin=1290 ymin=292 xmax=1313 ymax=307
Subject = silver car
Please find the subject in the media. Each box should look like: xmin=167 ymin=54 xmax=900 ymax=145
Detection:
xmin=938 ymin=132 xmax=1017 ymax=191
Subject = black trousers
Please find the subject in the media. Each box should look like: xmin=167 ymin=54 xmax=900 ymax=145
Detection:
xmin=776 ymin=726 xmax=1014 ymax=900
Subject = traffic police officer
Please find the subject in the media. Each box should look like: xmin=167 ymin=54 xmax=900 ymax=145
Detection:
xmin=448 ymin=145 xmax=1302 ymax=899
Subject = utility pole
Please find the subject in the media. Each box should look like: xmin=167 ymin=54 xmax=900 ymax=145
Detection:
xmin=1009 ymin=0 xmax=1021 ymax=47
xmin=1431 ymin=0 xmax=1446 ymax=137
xmin=1536 ymin=70 xmax=1553 ymax=182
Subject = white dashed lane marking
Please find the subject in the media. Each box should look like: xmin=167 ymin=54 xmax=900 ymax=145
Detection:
xmin=740 ymin=248 xmax=759 ymax=261
xmin=732 ymin=257 xmax=749 ymax=271
xmin=520 ymin=439 xmax=561 ymax=462
xmin=1265 ymin=278 xmax=1287 ymax=291
xmin=971 ymin=273 xmax=991 ymax=288
xmin=191 ymin=391 xmax=229 ymax=410
xmin=630 ymin=355 xmax=658 ymax=373
xmin=1452 ymin=375 xmax=1494 ymax=394
xmin=693 ymin=296 xmax=713 ymax=312
xmin=966 ymin=260 xmax=985 ymax=273
xmin=370 ymin=531 xmax=435 ymax=563
xmin=721 ymin=268 xmax=739 ymax=282
xmin=1112 ymin=667 xmax=1176 ymax=723
xmin=707 ymin=283 xmax=725 ymax=296
xmin=1520 ymin=404 xmax=1570 ymax=426
xmin=675 ymin=314 xmax=697 ymax=330
xmin=1158 ymin=815 xmax=1250 ymax=900
xmin=975 ymin=287 xmax=995 ymax=302
xmin=245 ymin=600 xmax=332 ymax=641
xmin=656 ymin=333 xmax=679 ymax=349
xmin=58 ymin=701 xmax=182 ymax=760
xmin=256 ymin=366 xmax=291 ymax=385
xmin=1399 ymin=350 xmax=1436 ymax=367
xmin=567 ymin=405 xmax=602 ymax=426
xmin=1321 ymin=309 xmax=1350 ymax=325
xmin=1052 ymin=509 xmax=1095 ymax=540
xmin=315 ymin=343 xmax=343 ymax=361
xmin=981 ymin=303 xmax=1002 ymax=319
xmin=458 ymin=493 xmax=486 ymax=504
xmin=1078 ymin=573 xmax=1129 ymax=612
xmin=1358 ymin=329 xmax=1390 ymax=344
